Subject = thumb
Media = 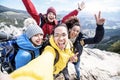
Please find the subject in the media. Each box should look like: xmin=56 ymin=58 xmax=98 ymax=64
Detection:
xmin=75 ymin=52 xmax=79 ymax=56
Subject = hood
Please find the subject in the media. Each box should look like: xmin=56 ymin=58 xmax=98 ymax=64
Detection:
xmin=16 ymin=34 xmax=41 ymax=51
xmin=49 ymin=35 xmax=73 ymax=53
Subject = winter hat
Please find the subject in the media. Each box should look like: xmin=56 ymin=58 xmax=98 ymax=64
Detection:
xmin=25 ymin=24 xmax=44 ymax=39
xmin=23 ymin=18 xmax=37 ymax=28
xmin=47 ymin=7 xmax=56 ymax=16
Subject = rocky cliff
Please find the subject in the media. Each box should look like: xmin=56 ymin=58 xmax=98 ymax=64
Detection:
xmin=56 ymin=48 xmax=120 ymax=80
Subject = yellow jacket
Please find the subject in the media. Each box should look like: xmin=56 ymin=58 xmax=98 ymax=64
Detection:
xmin=45 ymin=35 xmax=74 ymax=74
xmin=10 ymin=36 xmax=74 ymax=80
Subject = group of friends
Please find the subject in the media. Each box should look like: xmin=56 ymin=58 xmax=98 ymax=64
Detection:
xmin=0 ymin=0 xmax=105 ymax=80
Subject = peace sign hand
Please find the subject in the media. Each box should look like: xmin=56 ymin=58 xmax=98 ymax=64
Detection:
xmin=95 ymin=11 xmax=105 ymax=25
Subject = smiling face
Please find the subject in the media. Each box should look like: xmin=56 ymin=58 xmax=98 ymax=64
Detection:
xmin=31 ymin=33 xmax=44 ymax=46
xmin=47 ymin=12 xmax=56 ymax=23
xmin=53 ymin=24 xmax=68 ymax=50
xmin=69 ymin=25 xmax=80 ymax=39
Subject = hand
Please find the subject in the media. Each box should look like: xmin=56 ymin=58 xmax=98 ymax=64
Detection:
xmin=78 ymin=1 xmax=85 ymax=11
xmin=95 ymin=11 xmax=105 ymax=25
xmin=69 ymin=52 xmax=78 ymax=62
xmin=0 ymin=72 xmax=13 ymax=80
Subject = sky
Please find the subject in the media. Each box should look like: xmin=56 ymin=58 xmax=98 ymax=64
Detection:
xmin=0 ymin=0 xmax=120 ymax=14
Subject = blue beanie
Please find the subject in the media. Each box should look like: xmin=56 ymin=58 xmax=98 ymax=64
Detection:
xmin=25 ymin=24 xmax=44 ymax=39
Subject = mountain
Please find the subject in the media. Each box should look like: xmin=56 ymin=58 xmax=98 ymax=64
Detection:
xmin=0 ymin=5 xmax=27 ymax=14
xmin=0 ymin=5 xmax=29 ymax=27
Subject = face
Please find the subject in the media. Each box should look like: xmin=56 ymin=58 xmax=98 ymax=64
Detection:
xmin=47 ymin=12 xmax=56 ymax=22
xmin=31 ymin=33 xmax=44 ymax=46
xmin=69 ymin=25 xmax=80 ymax=39
xmin=54 ymin=26 xmax=68 ymax=50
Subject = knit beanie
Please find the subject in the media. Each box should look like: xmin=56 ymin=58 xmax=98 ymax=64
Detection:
xmin=47 ymin=7 xmax=56 ymax=16
xmin=25 ymin=24 xmax=44 ymax=39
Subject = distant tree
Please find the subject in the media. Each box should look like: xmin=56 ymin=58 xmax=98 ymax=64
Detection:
xmin=107 ymin=40 xmax=120 ymax=54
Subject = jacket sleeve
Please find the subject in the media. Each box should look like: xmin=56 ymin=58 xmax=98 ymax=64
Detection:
xmin=62 ymin=9 xmax=79 ymax=23
xmin=83 ymin=24 xmax=104 ymax=45
xmin=22 ymin=0 xmax=40 ymax=25
xmin=15 ymin=50 xmax=32 ymax=69
xmin=10 ymin=51 xmax=54 ymax=80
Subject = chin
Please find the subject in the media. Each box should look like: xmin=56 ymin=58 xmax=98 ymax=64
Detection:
xmin=48 ymin=19 xmax=54 ymax=22
xmin=49 ymin=20 xmax=54 ymax=23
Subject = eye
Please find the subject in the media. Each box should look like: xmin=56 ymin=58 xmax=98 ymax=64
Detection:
xmin=54 ymin=34 xmax=59 ymax=37
xmin=62 ymin=33 xmax=67 ymax=37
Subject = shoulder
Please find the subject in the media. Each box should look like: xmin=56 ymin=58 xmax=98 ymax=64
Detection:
xmin=16 ymin=49 xmax=31 ymax=59
xmin=42 ymin=45 xmax=56 ymax=58
xmin=67 ymin=39 xmax=73 ymax=48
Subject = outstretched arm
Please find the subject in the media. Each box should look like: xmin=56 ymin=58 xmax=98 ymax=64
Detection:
xmin=22 ymin=0 xmax=40 ymax=25
xmin=83 ymin=11 xmax=105 ymax=45
xmin=62 ymin=1 xmax=85 ymax=23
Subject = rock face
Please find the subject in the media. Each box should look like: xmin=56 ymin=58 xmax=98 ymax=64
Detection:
xmin=0 ymin=22 xmax=22 ymax=37
xmin=56 ymin=48 xmax=120 ymax=80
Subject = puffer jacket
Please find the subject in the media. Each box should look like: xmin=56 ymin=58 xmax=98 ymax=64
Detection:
xmin=22 ymin=0 xmax=79 ymax=38
xmin=10 ymin=35 xmax=74 ymax=80
xmin=15 ymin=34 xmax=41 ymax=69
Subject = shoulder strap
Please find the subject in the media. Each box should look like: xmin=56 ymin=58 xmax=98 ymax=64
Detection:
xmin=48 ymin=45 xmax=59 ymax=65
xmin=53 ymin=48 xmax=59 ymax=65
xmin=41 ymin=40 xmax=59 ymax=65
xmin=28 ymin=50 xmax=35 ymax=60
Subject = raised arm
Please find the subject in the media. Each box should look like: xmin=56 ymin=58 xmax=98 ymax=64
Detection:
xmin=22 ymin=0 xmax=40 ymax=25
xmin=83 ymin=11 xmax=105 ymax=45
xmin=62 ymin=1 xmax=85 ymax=23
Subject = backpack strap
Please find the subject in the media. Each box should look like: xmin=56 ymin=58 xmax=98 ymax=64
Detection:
xmin=41 ymin=40 xmax=59 ymax=65
xmin=53 ymin=48 xmax=59 ymax=65
xmin=28 ymin=50 xmax=35 ymax=60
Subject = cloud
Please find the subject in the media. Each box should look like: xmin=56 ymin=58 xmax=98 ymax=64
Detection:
xmin=83 ymin=0 xmax=120 ymax=13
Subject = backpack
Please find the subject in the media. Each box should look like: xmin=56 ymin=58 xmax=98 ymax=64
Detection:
xmin=0 ymin=39 xmax=35 ymax=74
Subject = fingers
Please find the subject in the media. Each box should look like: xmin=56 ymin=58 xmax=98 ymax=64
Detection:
xmin=75 ymin=52 xmax=79 ymax=57
xmin=94 ymin=14 xmax=97 ymax=22
xmin=98 ymin=11 xmax=101 ymax=19
xmin=69 ymin=53 xmax=78 ymax=62
xmin=78 ymin=1 xmax=85 ymax=10
xmin=95 ymin=11 xmax=101 ymax=20
xmin=81 ymin=1 xmax=85 ymax=7
xmin=95 ymin=11 xmax=105 ymax=25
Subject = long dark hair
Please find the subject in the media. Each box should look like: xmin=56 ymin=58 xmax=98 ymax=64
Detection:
xmin=65 ymin=16 xmax=80 ymax=30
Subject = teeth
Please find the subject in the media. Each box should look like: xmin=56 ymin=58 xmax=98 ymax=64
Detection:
xmin=59 ymin=43 xmax=64 ymax=46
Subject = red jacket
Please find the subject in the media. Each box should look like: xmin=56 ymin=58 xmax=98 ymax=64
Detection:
xmin=22 ymin=0 xmax=79 ymax=38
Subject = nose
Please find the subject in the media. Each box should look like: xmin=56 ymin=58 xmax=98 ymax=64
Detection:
xmin=58 ymin=35 xmax=64 ymax=40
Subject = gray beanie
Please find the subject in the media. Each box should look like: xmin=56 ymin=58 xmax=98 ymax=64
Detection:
xmin=25 ymin=24 xmax=44 ymax=39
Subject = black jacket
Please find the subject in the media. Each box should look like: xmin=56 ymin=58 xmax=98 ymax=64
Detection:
xmin=73 ymin=24 xmax=104 ymax=63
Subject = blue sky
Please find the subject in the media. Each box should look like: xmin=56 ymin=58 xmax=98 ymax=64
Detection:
xmin=0 ymin=0 xmax=120 ymax=14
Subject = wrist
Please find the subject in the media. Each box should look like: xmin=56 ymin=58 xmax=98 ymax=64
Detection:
xmin=78 ymin=7 xmax=81 ymax=11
